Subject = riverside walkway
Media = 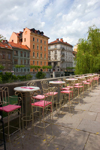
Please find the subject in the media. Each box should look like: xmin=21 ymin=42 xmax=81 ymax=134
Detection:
xmin=6 ymin=84 xmax=100 ymax=150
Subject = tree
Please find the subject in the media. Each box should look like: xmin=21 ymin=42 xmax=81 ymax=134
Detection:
xmin=75 ymin=25 xmax=100 ymax=75
xmin=0 ymin=64 xmax=4 ymax=70
xmin=0 ymin=34 xmax=6 ymax=42
xmin=30 ymin=65 xmax=40 ymax=71
xmin=42 ymin=65 xmax=52 ymax=71
xmin=15 ymin=65 xmax=25 ymax=68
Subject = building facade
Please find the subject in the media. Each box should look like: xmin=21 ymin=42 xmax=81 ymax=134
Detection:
xmin=9 ymin=27 xmax=49 ymax=71
xmin=48 ymin=38 xmax=73 ymax=71
xmin=9 ymin=42 xmax=30 ymax=74
xmin=0 ymin=40 xmax=13 ymax=72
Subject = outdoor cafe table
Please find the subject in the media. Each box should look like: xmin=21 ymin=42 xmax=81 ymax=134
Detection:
xmin=14 ymin=86 xmax=40 ymax=121
xmin=66 ymin=78 xmax=78 ymax=81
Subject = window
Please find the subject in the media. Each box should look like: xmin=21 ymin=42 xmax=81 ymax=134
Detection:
xmin=8 ymin=53 xmax=11 ymax=59
xmin=55 ymin=50 xmax=57 ymax=54
xmin=24 ymin=38 xmax=26 ymax=42
xmin=14 ymin=59 xmax=18 ymax=64
xmin=40 ymin=61 xmax=42 ymax=65
xmin=44 ymin=41 xmax=46 ymax=44
xmin=44 ymin=62 xmax=46 ymax=65
xmin=40 ymin=46 xmax=42 ymax=50
xmin=55 ymin=45 xmax=57 ymax=48
xmin=33 ymin=37 xmax=35 ymax=41
xmin=24 ymin=60 xmax=26 ymax=65
xmin=48 ymin=56 xmax=50 ymax=60
xmin=8 ymin=64 xmax=11 ymax=69
xmin=37 ymin=45 xmax=39 ymax=50
xmin=40 ymin=40 xmax=42 ymax=43
xmin=33 ymin=61 xmax=35 ymax=65
xmin=37 ymin=39 xmax=39 ymax=42
xmin=44 ymin=54 xmax=46 ymax=59
xmin=27 ymin=68 xmax=29 ymax=72
xmin=48 ymin=51 xmax=50 ymax=55
xmin=37 ymin=61 xmax=38 ymax=65
xmin=27 ymin=60 xmax=29 ymax=65
xmin=27 ymin=53 xmax=29 ymax=58
xmin=16 ymin=68 xmax=18 ymax=72
xmin=40 ymin=53 xmax=42 ymax=58
xmin=2 ymin=63 xmax=6 ymax=68
xmin=24 ymin=68 xmax=26 ymax=72
xmin=33 ymin=44 xmax=35 ymax=49
xmin=44 ymin=47 xmax=46 ymax=51
xmin=20 ymin=51 xmax=23 ymax=57
xmin=55 ymin=56 xmax=57 ymax=59
xmin=21 ymin=60 xmax=23 ymax=65
xmin=37 ymin=53 xmax=39 ymax=58
xmin=33 ymin=52 xmax=35 ymax=57
xmin=14 ymin=50 xmax=18 ymax=56
xmin=2 ymin=52 xmax=6 ymax=59
xmin=24 ymin=52 xmax=26 ymax=57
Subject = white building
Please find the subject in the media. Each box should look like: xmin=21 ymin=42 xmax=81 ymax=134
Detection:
xmin=48 ymin=38 xmax=73 ymax=71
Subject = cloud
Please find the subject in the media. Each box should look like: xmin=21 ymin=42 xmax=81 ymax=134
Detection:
xmin=0 ymin=0 xmax=100 ymax=46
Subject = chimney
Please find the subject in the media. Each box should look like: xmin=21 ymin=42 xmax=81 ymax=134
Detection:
xmin=56 ymin=38 xmax=59 ymax=41
xmin=60 ymin=38 xmax=63 ymax=42
xmin=2 ymin=40 xmax=8 ymax=43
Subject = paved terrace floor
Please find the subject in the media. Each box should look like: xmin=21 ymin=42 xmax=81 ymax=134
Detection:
xmin=4 ymin=84 xmax=100 ymax=150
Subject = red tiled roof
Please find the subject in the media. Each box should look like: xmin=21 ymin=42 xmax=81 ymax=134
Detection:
xmin=9 ymin=42 xmax=30 ymax=50
xmin=0 ymin=42 xmax=12 ymax=49
xmin=49 ymin=39 xmax=73 ymax=47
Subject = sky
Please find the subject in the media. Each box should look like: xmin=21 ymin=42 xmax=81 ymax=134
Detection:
xmin=0 ymin=0 xmax=100 ymax=46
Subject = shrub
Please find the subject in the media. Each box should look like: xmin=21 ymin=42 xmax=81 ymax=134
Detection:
xmin=17 ymin=75 xmax=26 ymax=81
xmin=0 ymin=76 xmax=2 ymax=83
xmin=36 ymin=71 xmax=46 ymax=79
xmin=25 ymin=74 xmax=33 ymax=80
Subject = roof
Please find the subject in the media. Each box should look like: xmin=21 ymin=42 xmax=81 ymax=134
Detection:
xmin=0 ymin=41 xmax=12 ymax=49
xmin=49 ymin=38 xmax=73 ymax=47
xmin=9 ymin=42 xmax=30 ymax=50
xmin=14 ymin=28 xmax=49 ymax=39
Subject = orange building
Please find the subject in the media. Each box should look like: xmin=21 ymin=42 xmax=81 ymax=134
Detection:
xmin=9 ymin=27 xmax=49 ymax=71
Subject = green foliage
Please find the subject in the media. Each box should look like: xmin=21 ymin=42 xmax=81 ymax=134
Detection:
xmin=42 ymin=65 xmax=52 ymax=70
xmin=0 ymin=76 xmax=2 ymax=82
xmin=0 ymin=72 xmax=32 ymax=83
xmin=1 ymin=72 xmax=13 ymax=82
xmin=30 ymin=65 xmax=40 ymax=70
xmin=17 ymin=74 xmax=32 ymax=81
xmin=11 ymin=75 xmax=18 ymax=81
xmin=75 ymin=25 xmax=100 ymax=74
xmin=42 ymin=66 xmax=47 ymax=69
xmin=0 ymin=34 xmax=6 ymax=42
xmin=66 ymin=67 xmax=75 ymax=70
xmin=36 ymin=71 xmax=46 ymax=79
xmin=0 ymin=64 xmax=4 ymax=69
xmin=47 ymin=66 xmax=52 ymax=69
xmin=15 ymin=65 xmax=25 ymax=68
xmin=25 ymin=74 xmax=33 ymax=80
xmin=17 ymin=75 xmax=26 ymax=81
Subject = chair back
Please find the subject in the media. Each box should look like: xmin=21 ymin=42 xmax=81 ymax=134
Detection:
xmin=44 ymin=86 xmax=57 ymax=103
xmin=41 ymin=80 xmax=49 ymax=94
xmin=0 ymin=87 xmax=9 ymax=105
xmin=26 ymin=81 xmax=37 ymax=86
